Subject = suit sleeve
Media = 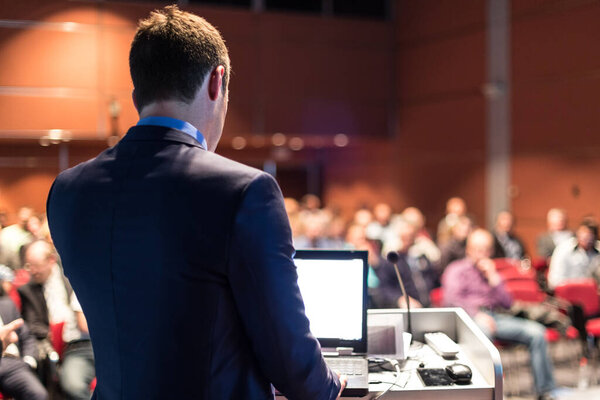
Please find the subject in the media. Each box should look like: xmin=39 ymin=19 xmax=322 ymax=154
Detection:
xmin=227 ymin=172 xmax=341 ymax=400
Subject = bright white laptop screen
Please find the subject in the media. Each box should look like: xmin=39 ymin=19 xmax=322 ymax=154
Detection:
xmin=294 ymin=256 xmax=365 ymax=341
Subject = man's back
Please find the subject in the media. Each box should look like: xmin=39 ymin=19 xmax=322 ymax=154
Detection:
xmin=47 ymin=126 xmax=339 ymax=399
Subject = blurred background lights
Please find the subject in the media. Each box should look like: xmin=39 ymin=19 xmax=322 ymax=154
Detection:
xmin=250 ymin=135 xmax=266 ymax=148
xmin=333 ymin=133 xmax=349 ymax=147
xmin=231 ymin=136 xmax=247 ymax=150
xmin=289 ymin=137 xmax=304 ymax=151
xmin=271 ymin=133 xmax=286 ymax=147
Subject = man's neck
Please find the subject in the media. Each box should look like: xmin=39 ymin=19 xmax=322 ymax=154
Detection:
xmin=139 ymin=101 xmax=193 ymax=124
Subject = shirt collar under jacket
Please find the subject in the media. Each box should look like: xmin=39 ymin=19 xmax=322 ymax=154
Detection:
xmin=136 ymin=116 xmax=208 ymax=150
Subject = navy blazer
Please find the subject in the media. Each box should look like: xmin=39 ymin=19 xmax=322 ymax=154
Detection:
xmin=47 ymin=126 xmax=340 ymax=400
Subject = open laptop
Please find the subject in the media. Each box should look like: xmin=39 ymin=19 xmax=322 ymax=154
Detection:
xmin=293 ymin=249 xmax=370 ymax=397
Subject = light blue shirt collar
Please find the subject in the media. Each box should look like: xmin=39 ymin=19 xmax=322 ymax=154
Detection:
xmin=136 ymin=116 xmax=208 ymax=150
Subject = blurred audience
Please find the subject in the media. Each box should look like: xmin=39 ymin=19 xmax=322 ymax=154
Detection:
xmin=392 ymin=219 xmax=439 ymax=308
xmin=436 ymin=197 xmax=467 ymax=247
xmin=345 ymin=223 xmax=420 ymax=309
xmin=492 ymin=211 xmax=527 ymax=260
xmin=439 ymin=215 xmax=473 ymax=272
xmin=352 ymin=207 xmax=373 ymax=228
xmin=20 ymin=240 xmax=95 ymax=400
xmin=0 ymin=207 xmax=35 ymax=269
xmin=402 ymin=207 xmax=441 ymax=266
xmin=537 ymin=208 xmax=573 ymax=260
xmin=547 ymin=217 xmax=600 ymax=289
xmin=366 ymin=203 xmax=397 ymax=247
xmin=0 ymin=314 xmax=45 ymax=399
xmin=0 ymin=195 xmax=595 ymax=398
xmin=0 ymin=266 xmax=46 ymax=400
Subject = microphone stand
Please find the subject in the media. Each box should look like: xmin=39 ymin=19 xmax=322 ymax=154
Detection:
xmin=386 ymin=251 xmax=412 ymax=336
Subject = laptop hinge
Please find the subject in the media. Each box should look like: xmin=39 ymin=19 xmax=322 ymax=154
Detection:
xmin=336 ymin=347 xmax=353 ymax=356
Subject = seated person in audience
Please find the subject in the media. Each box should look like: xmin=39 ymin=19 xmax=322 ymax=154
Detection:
xmin=345 ymin=224 xmax=420 ymax=309
xmin=19 ymin=240 xmax=94 ymax=400
xmin=443 ymin=229 xmax=557 ymax=400
xmin=492 ymin=211 xmax=527 ymax=260
xmin=547 ymin=217 xmax=600 ymax=289
xmin=299 ymin=193 xmax=322 ymax=214
xmin=0 ymin=207 xmax=35 ymax=269
xmin=352 ymin=207 xmax=374 ymax=228
xmin=439 ymin=215 xmax=473 ymax=272
xmin=402 ymin=207 xmax=441 ymax=266
xmin=437 ymin=197 xmax=467 ymax=247
xmin=0 ymin=270 xmax=46 ymax=400
xmin=366 ymin=203 xmax=396 ymax=246
xmin=325 ymin=216 xmax=347 ymax=249
xmin=537 ymin=208 xmax=573 ymax=260
xmin=391 ymin=219 xmax=439 ymax=308
xmin=293 ymin=213 xmax=332 ymax=249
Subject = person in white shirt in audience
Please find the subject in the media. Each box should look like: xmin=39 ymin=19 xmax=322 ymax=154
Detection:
xmin=402 ymin=206 xmax=441 ymax=266
xmin=492 ymin=211 xmax=527 ymax=260
xmin=0 ymin=207 xmax=35 ymax=269
xmin=537 ymin=208 xmax=573 ymax=260
xmin=548 ymin=218 xmax=600 ymax=289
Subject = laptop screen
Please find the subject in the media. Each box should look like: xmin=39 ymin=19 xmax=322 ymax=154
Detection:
xmin=293 ymin=249 xmax=368 ymax=353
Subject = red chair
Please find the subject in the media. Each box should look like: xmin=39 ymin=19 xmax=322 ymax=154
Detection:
xmin=497 ymin=265 xmax=537 ymax=282
xmin=554 ymin=278 xmax=600 ymax=337
xmin=49 ymin=322 xmax=66 ymax=358
xmin=8 ymin=269 xmax=31 ymax=311
xmin=12 ymin=269 xmax=30 ymax=287
xmin=493 ymin=258 xmax=520 ymax=271
xmin=49 ymin=322 xmax=97 ymax=394
xmin=429 ymin=287 xmax=443 ymax=308
xmin=504 ymin=280 xmax=546 ymax=303
xmin=531 ymin=257 xmax=549 ymax=273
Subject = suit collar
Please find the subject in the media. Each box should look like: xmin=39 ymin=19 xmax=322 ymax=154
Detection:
xmin=121 ymin=125 xmax=206 ymax=150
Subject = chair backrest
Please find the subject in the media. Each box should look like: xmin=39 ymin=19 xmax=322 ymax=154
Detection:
xmin=531 ymin=257 xmax=548 ymax=273
xmin=505 ymin=280 xmax=546 ymax=303
xmin=429 ymin=287 xmax=444 ymax=308
xmin=498 ymin=266 xmax=536 ymax=282
xmin=50 ymin=321 xmax=66 ymax=358
xmin=12 ymin=269 xmax=30 ymax=288
xmin=554 ymin=278 xmax=600 ymax=317
xmin=493 ymin=258 xmax=520 ymax=271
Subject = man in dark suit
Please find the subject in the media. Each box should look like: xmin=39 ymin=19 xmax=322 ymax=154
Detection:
xmin=46 ymin=5 xmax=344 ymax=400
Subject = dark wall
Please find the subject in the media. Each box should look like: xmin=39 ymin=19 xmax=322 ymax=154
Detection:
xmin=1 ymin=0 xmax=600 ymax=255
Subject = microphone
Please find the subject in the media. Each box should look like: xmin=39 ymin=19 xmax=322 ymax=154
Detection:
xmin=387 ymin=251 xmax=412 ymax=335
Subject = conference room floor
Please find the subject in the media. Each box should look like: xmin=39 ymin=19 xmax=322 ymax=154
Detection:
xmin=501 ymin=339 xmax=600 ymax=399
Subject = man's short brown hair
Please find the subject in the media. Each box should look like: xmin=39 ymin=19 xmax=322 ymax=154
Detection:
xmin=129 ymin=5 xmax=230 ymax=111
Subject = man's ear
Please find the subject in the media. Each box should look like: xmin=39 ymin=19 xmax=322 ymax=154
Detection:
xmin=132 ymin=90 xmax=139 ymax=112
xmin=208 ymin=66 xmax=225 ymax=101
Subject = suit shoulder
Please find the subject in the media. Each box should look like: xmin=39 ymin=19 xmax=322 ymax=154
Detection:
xmin=203 ymin=151 xmax=263 ymax=178
xmin=53 ymin=148 xmax=112 ymax=186
xmin=193 ymin=151 xmax=276 ymax=192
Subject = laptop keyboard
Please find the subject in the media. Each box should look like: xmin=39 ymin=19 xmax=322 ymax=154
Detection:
xmin=325 ymin=357 xmax=367 ymax=376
